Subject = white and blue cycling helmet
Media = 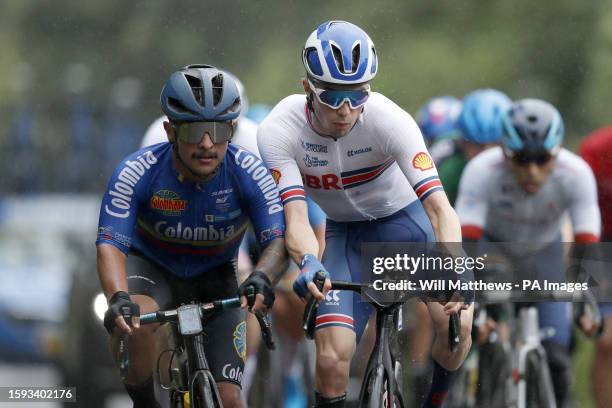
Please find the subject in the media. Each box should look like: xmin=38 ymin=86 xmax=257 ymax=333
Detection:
xmin=302 ymin=21 xmax=378 ymax=85
xmin=160 ymin=64 xmax=241 ymax=122
xmin=458 ymin=89 xmax=511 ymax=144
xmin=416 ymin=96 xmax=463 ymax=143
xmin=501 ymin=98 xmax=564 ymax=153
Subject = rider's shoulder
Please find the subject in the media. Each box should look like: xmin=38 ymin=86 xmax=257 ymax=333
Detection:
xmin=555 ymin=148 xmax=595 ymax=178
xmin=462 ymin=147 xmax=505 ymax=179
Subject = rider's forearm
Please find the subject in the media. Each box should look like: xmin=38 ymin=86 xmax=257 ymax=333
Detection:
xmin=423 ymin=192 xmax=462 ymax=242
xmin=254 ymin=238 xmax=290 ymax=285
xmin=97 ymin=243 xmax=129 ymax=300
xmin=286 ymin=219 xmax=320 ymax=264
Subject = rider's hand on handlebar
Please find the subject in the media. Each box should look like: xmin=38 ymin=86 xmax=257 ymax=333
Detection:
xmin=441 ymin=292 xmax=470 ymax=315
xmin=578 ymin=315 xmax=601 ymax=338
xmin=238 ymin=271 xmax=275 ymax=313
xmin=103 ymin=291 xmax=140 ymax=335
xmin=293 ymin=254 xmax=331 ymax=301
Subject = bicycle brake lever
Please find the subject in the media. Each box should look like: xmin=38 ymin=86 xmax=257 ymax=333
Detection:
xmin=255 ymin=311 xmax=276 ymax=350
xmin=303 ymin=271 xmax=326 ymax=340
xmin=449 ymin=313 xmax=460 ymax=352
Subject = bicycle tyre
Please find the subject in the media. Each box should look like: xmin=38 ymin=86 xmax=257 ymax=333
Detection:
xmin=364 ymin=364 xmax=387 ymax=408
xmin=524 ymin=350 xmax=557 ymax=408
xmin=190 ymin=372 xmax=220 ymax=408
xmin=476 ymin=341 xmax=510 ymax=407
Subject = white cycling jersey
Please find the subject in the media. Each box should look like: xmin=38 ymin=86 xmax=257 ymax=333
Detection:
xmin=257 ymin=93 xmax=442 ymax=222
xmin=140 ymin=115 xmax=260 ymax=157
xmin=455 ymin=147 xmax=600 ymax=247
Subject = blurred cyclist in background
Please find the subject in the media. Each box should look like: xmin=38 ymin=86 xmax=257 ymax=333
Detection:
xmin=456 ymin=98 xmax=601 ymax=407
xmin=580 ymin=126 xmax=612 ymax=408
xmin=97 ymin=65 xmax=288 ymax=408
xmin=429 ymin=88 xmax=511 ymax=205
xmin=415 ymin=95 xmax=462 ymax=147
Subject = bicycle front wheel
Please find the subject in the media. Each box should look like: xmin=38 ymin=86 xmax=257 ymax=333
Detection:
xmin=524 ymin=350 xmax=557 ymax=408
xmin=363 ymin=364 xmax=389 ymax=408
xmin=190 ymin=371 xmax=221 ymax=408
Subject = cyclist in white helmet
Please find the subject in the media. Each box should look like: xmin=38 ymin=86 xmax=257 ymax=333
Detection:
xmin=258 ymin=21 xmax=474 ymax=407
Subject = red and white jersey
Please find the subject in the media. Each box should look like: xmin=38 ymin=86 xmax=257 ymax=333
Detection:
xmin=257 ymin=93 xmax=442 ymax=222
xmin=455 ymin=147 xmax=600 ymax=246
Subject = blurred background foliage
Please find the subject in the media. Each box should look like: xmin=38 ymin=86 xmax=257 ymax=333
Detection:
xmin=1 ymin=0 xmax=611 ymax=193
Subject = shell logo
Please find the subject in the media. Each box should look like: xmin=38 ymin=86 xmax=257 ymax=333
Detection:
xmin=271 ymin=169 xmax=281 ymax=184
xmin=412 ymin=152 xmax=434 ymax=171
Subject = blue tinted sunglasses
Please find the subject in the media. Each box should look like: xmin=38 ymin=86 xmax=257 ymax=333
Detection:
xmin=308 ymin=80 xmax=370 ymax=110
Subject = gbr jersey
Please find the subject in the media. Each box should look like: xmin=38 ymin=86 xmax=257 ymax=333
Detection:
xmin=455 ymin=147 xmax=600 ymax=246
xmin=257 ymin=93 xmax=442 ymax=222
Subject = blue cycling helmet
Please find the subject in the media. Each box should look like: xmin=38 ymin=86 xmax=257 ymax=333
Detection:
xmin=160 ymin=64 xmax=241 ymax=122
xmin=501 ymin=98 xmax=564 ymax=153
xmin=246 ymin=104 xmax=272 ymax=124
xmin=303 ymin=21 xmax=378 ymax=85
xmin=458 ymin=89 xmax=512 ymax=144
xmin=416 ymin=96 xmax=463 ymax=143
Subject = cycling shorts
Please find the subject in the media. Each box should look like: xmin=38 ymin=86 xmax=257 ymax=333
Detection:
xmin=126 ymin=254 xmax=247 ymax=387
xmin=315 ymin=200 xmax=435 ymax=342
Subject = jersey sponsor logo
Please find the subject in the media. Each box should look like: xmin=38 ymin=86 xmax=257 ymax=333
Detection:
xmin=300 ymin=140 xmax=328 ymax=153
xmin=216 ymin=195 xmax=230 ymax=204
xmin=303 ymin=154 xmax=329 ymax=167
xmin=347 ymin=146 xmax=372 ymax=157
xmin=150 ymin=190 xmax=187 ymax=216
xmin=105 ymin=150 xmax=158 ymax=219
xmin=97 ymin=226 xmax=132 ymax=247
xmin=302 ymin=173 xmax=342 ymax=190
xmin=271 ymin=169 xmax=281 ymax=185
xmin=325 ymin=290 xmax=340 ymax=305
xmin=211 ymin=188 xmax=233 ymax=196
xmin=234 ymin=149 xmax=283 ymax=215
xmin=222 ymin=364 xmax=243 ymax=382
xmin=412 ymin=152 xmax=434 ymax=171
xmin=233 ymin=321 xmax=247 ymax=363
xmin=259 ymin=223 xmax=285 ymax=242
xmin=154 ymin=221 xmax=235 ymax=242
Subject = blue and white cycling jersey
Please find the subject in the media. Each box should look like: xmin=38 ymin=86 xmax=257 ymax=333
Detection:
xmin=96 ymin=143 xmax=285 ymax=278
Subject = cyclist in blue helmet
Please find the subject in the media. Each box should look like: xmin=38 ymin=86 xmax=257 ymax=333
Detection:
xmin=97 ymin=64 xmax=288 ymax=408
xmin=429 ymin=88 xmax=511 ymax=205
xmin=258 ymin=21 xmax=474 ymax=408
xmin=416 ymin=96 xmax=463 ymax=146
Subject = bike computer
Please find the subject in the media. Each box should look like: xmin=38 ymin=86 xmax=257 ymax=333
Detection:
xmin=177 ymin=304 xmax=203 ymax=335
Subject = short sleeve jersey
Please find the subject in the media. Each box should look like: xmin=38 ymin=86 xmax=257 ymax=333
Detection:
xmin=96 ymin=143 xmax=285 ymax=278
xmin=257 ymin=93 xmax=443 ymax=222
xmin=455 ymin=147 xmax=600 ymax=246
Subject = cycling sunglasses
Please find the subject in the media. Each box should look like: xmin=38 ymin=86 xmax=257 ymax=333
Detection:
xmin=510 ymin=150 xmax=553 ymax=166
xmin=174 ymin=121 xmax=234 ymax=144
xmin=308 ymin=79 xmax=370 ymax=110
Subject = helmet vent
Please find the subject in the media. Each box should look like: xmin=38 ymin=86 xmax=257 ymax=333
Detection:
xmin=351 ymin=44 xmax=361 ymax=73
xmin=527 ymin=115 xmax=538 ymax=123
xmin=184 ymin=74 xmax=204 ymax=105
xmin=211 ymin=73 xmax=224 ymax=106
xmin=168 ymin=96 xmax=192 ymax=114
xmin=331 ymin=44 xmax=346 ymax=73
xmin=220 ymin=96 xmax=241 ymax=116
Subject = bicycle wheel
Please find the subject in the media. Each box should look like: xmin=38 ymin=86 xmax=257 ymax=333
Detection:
xmin=363 ymin=364 xmax=388 ymax=408
xmin=476 ymin=341 xmax=510 ymax=407
xmin=524 ymin=350 xmax=557 ymax=408
xmin=190 ymin=371 xmax=221 ymax=408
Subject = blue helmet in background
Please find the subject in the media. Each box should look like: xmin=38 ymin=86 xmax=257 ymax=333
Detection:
xmin=246 ymin=104 xmax=272 ymax=124
xmin=160 ymin=64 xmax=241 ymax=122
xmin=416 ymin=96 xmax=463 ymax=143
xmin=303 ymin=21 xmax=378 ymax=85
xmin=458 ymin=89 xmax=511 ymax=144
xmin=501 ymin=98 xmax=564 ymax=153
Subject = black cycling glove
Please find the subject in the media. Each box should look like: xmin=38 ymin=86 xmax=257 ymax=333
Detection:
xmin=238 ymin=271 xmax=275 ymax=309
xmin=103 ymin=291 xmax=140 ymax=334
